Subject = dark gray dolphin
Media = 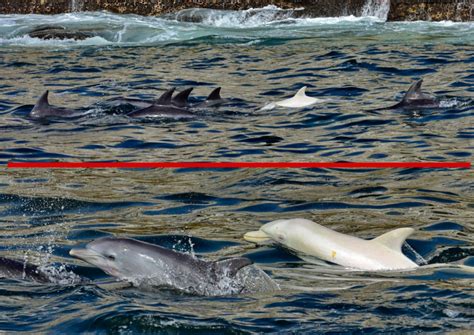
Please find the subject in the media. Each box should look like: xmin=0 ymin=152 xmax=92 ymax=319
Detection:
xmin=195 ymin=87 xmax=227 ymax=108
xmin=70 ymin=237 xmax=254 ymax=295
xmin=379 ymin=79 xmax=440 ymax=110
xmin=172 ymin=87 xmax=194 ymax=107
xmin=30 ymin=91 xmax=84 ymax=119
xmin=126 ymin=104 xmax=196 ymax=119
xmin=105 ymin=87 xmax=192 ymax=109
xmin=103 ymin=87 xmax=224 ymax=115
xmin=0 ymin=256 xmax=50 ymax=282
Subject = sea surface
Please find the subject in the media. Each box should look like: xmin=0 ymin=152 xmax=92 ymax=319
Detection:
xmin=0 ymin=6 xmax=473 ymax=334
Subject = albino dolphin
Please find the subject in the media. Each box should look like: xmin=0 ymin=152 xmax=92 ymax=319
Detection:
xmin=260 ymin=86 xmax=323 ymax=110
xmin=244 ymin=218 xmax=419 ymax=271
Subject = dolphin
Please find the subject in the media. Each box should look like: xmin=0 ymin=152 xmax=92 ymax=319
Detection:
xmin=104 ymin=87 xmax=218 ymax=112
xmin=103 ymin=87 xmax=179 ymax=110
xmin=70 ymin=237 xmax=254 ymax=295
xmin=126 ymin=104 xmax=196 ymax=119
xmin=124 ymin=87 xmax=197 ymax=118
xmin=194 ymin=87 xmax=227 ymax=108
xmin=30 ymin=91 xmax=85 ymax=119
xmin=260 ymin=86 xmax=324 ymax=110
xmin=0 ymin=256 xmax=51 ymax=282
xmin=244 ymin=218 xmax=419 ymax=271
xmin=378 ymin=79 xmax=440 ymax=110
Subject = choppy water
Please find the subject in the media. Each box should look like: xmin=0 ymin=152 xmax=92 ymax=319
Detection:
xmin=0 ymin=8 xmax=473 ymax=333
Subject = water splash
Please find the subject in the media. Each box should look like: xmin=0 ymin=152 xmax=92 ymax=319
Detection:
xmin=403 ymin=242 xmax=428 ymax=266
xmin=362 ymin=0 xmax=390 ymax=20
xmin=70 ymin=0 xmax=84 ymax=12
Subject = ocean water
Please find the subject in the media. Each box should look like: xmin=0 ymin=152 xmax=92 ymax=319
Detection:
xmin=0 ymin=7 xmax=473 ymax=333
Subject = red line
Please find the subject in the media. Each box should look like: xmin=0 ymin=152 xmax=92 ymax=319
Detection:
xmin=6 ymin=161 xmax=471 ymax=169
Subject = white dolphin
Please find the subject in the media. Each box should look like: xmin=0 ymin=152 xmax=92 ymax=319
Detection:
xmin=260 ymin=86 xmax=324 ymax=110
xmin=244 ymin=218 xmax=419 ymax=271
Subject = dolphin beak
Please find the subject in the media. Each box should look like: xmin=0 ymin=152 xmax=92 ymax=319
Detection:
xmin=243 ymin=230 xmax=271 ymax=244
xmin=70 ymin=248 xmax=99 ymax=263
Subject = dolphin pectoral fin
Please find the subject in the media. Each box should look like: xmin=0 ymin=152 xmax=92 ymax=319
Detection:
xmin=402 ymin=79 xmax=423 ymax=101
xmin=243 ymin=230 xmax=271 ymax=244
xmin=206 ymin=87 xmax=222 ymax=101
xmin=214 ymin=257 xmax=253 ymax=277
xmin=371 ymin=228 xmax=415 ymax=252
xmin=156 ymin=87 xmax=176 ymax=105
xmin=173 ymin=87 xmax=193 ymax=106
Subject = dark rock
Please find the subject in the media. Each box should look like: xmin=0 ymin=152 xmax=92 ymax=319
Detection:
xmin=28 ymin=25 xmax=95 ymax=40
xmin=389 ymin=0 xmax=473 ymax=21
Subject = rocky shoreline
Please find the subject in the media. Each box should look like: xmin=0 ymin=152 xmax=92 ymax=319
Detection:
xmin=0 ymin=0 xmax=472 ymax=21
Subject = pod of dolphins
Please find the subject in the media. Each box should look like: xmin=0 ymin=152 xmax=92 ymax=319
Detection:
xmin=27 ymin=78 xmax=444 ymax=120
xmin=0 ymin=77 xmax=463 ymax=295
xmin=30 ymin=86 xmax=226 ymax=120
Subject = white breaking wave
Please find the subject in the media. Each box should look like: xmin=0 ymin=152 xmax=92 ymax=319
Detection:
xmin=0 ymin=9 xmax=472 ymax=48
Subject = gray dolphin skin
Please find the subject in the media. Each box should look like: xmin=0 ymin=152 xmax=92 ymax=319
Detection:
xmin=0 ymin=256 xmax=50 ymax=282
xmin=30 ymin=91 xmax=85 ymax=119
xmin=380 ymin=79 xmax=441 ymax=110
xmin=70 ymin=237 xmax=254 ymax=295
xmin=126 ymin=104 xmax=197 ymax=119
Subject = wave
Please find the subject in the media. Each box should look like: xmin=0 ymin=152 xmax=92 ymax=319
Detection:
xmin=0 ymin=8 xmax=472 ymax=48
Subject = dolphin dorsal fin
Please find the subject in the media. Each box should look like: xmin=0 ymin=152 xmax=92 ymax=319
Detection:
xmin=172 ymin=87 xmax=193 ymax=106
xmin=206 ymin=87 xmax=221 ymax=101
xmin=214 ymin=257 xmax=252 ymax=277
xmin=156 ymin=87 xmax=176 ymax=105
xmin=294 ymin=86 xmax=308 ymax=98
xmin=402 ymin=79 xmax=423 ymax=101
xmin=371 ymin=228 xmax=415 ymax=252
xmin=36 ymin=90 xmax=50 ymax=108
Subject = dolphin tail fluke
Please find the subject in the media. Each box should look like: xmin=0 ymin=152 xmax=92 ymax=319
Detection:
xmin=206 ymin=87 xmax=221 ymax=101
xmin=214 ymin=257 xmax=253 ymax=277
xmin=35 ymin=90 xmax=50 ymax=108
xmin=371 ymin=228 xmax=415 ymax=252
xmin=172 ymin=87 xmax=193 ymax=106
xmin=402 ymin=79 xmax=423 ymax=101
xmin=156 ymin=87 xmax=176 ymax=105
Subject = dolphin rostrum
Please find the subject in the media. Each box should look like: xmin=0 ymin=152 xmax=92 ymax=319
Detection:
xmin=378 ymin=79 xmax=440 ymax=110
xmin=30 ymin=91 xmax=85 ymax=119
xmin=244 ymin=218 xmax=419 ymax=271
xmin=260 ymin=86 xmax=324 ymax=110
xmin=70 ymin=237 xmax=255 ymax=295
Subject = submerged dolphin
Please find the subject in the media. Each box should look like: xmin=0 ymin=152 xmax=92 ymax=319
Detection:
xmin=70 ymin=237 xmax=256 ymax=295
xmin=126 ymin=104 xmax=196 ymax=119
xmin=244 ymin=218 xmax=419 ymax=271
xmin=30 ymin=91 xmax=85 ymax=119
xmin=0 ymin=256 xmax=50 ymax=282
xmin=260 ymin=86 xmax=323 ymax=110
xmin=379 ymin=79 xmax=440 ymax=110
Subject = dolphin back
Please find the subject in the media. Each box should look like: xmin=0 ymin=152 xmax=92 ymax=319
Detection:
xmin=212 ymin=257 xmax=253 ymax=277
xmin=0 ymin=256 xmax=50 ymax=282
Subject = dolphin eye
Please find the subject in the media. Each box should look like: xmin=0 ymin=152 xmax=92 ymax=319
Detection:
xmin=106 ymin=254 xmax=116 ymax=261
